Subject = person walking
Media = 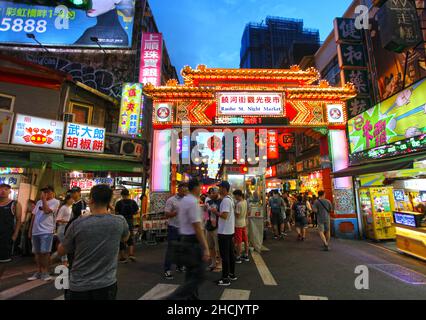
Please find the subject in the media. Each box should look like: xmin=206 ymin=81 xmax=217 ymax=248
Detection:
xmin=115 ymin=189 xmax=139 ymax=263
xmin=27 ymin=186 xmax=60 ymax=281
xmin=233 ymin=190 xmax=249 ymax=264
xmin=310 ymin=195 xmax=318 ymax=228
xmin=0 ymin=183 xmax=22 ymax=279
xmin=293 ymin=195 xmax=309 ymax=241
xmin=282 ymin=192 xmax=292 ymax=233
xmin=313 ymin=191 xmax=333 ymax=251
xmin=53 ymin=195 xmax=73 ymax=265
xmin=58 ymin=185 xmax=129 ymax=300
xmin=205 ymin=187 xmax=222 ymax=272
xmin=163 ymin=182 xmax=187 ymax=280
xmin=166 ymin=179 xmax=209 ymax=300
xmin=269 ymin=190 xmax=286 ymax=239
xmin=212 ymin=181 xmax=236 ymax=287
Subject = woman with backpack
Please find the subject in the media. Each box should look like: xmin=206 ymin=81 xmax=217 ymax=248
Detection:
xmin=293 ymin=195 xmax=309 ymax=241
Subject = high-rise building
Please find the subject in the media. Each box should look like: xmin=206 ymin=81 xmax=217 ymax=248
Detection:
xmin=240 ymin=16 xmax=320 ymax=69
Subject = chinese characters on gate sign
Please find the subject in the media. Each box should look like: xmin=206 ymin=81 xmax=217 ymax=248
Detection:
xmin=139 ymin=33 xmax=163 ymax=86
xmin=218 ymin=92 xmax=283 ymax=116
xmin=64 ymin=123 xmax=105 ymax=153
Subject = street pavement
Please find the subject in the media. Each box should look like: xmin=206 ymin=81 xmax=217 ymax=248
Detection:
xmin=1 ymin=228 xmax=425 ymax=300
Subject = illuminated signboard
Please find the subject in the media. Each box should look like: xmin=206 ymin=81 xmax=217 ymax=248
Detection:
xmin=64 ymin=123 xmax=105 ymax=153
xmin=349 ymin=134 xmax=426 ymax=165
xmin=0 ymin=1 xmax=135 ymax=48
xmin=139 ymin=33 xmax=163 ymax=86
xmin=348 ymin=78 xmax=426 ymax=154
xmin=0 ymin=110 xmax=13 ymax=144
xmin=0 ymin=167 xmax=23 ymax=174
xmin=217 ymin=92 xmax=284 ymax=117
xmin=119 ymin=83 xmax=143 ymax=136
xmin=267 ymin=130 xmax=279 ymax=160
xmin=70 ymin=177 xmax=114 ymax=191
xmin=394 ymin=212 xmax=417 ymax=227
xmin=12 ymin=114 xmax=64 ymax=149
xmin=265 ymin=166 xmax=277 ymax=178
xmin=213 ymin=117 xmax=289 ymax=126
xmin=0 ymin=174 xmax=20 ymax=188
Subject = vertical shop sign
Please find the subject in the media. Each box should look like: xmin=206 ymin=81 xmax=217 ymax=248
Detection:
xmin=139 ymin=33 xmax=163 ymax=86
xmin=119 ymin=83 xmax=143 ymax=136
xmin=267 ymin=131 xmax=279 ymax=159
xmin=334 ymin=18 xmax=372 ymax=119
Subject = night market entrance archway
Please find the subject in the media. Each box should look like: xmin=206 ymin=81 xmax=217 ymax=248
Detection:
xmin=144 ymin=65 xmax=358 ymax=239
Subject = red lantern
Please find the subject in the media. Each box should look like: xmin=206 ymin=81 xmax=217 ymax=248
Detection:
xmin=279 ymin=133 xmax=294 ymax=150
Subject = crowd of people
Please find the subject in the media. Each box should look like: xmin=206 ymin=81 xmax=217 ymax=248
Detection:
xmin=0 ymin=178 xmax=334 ymax=301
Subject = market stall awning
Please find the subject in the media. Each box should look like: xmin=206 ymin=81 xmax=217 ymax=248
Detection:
xmin=52 ymin=157 xmax=144 ymax=173
xmin=332 ymin=154 xmax=426 ymax=178
xmin=0 ymin=151 xmax=44 ymax=168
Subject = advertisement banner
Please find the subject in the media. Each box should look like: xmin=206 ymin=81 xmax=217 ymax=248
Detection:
xmin=267 ymin=130 xmax=279 ymax=160
xmin=12 ymin=114 xmax=64 ymax=149
xmin=119 ymin=83 xmax=143 ymax=136
xmin=64 ymin=122 xmax=105 ymax=153
xmin=0 ymin=174 xmax=20 ymax=188
xmin=0 ymin=110 xmax=13 ymax=143
xmin=0 ymin=0 xmax=135 ymax=48
xmin=139 ymin=32 xmax=163 ymax=86
xmin=217 ymin=92 xmax=284 ymax=117
xmin=348 ymin=78 xmax=426 ymax=154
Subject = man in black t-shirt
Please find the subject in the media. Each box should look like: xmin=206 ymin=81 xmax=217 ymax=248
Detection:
xmin=115 ymin=189 xmax=139 ymax=262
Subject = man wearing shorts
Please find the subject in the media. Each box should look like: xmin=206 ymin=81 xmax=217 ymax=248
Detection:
xmin=233 ymin=190 xmax=249 ymax=264
xmin=313 ymin=191 xmax=333 ymax=251
xmin=28 ymin=186 xmax=60 ymax=281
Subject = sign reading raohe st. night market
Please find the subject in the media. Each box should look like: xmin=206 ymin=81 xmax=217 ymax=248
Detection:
xmin=217 ymin=92 xmax=284 ymax=117
xmin=64 ymin=123 xmax=105 ymax=153
xmin=348 ymin=78 xmax=426 ymax=154
xmin=0 ymin=0 xmax=135 ymax=48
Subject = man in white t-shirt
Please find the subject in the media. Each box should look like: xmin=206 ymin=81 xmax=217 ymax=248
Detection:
xmin=211 ymin=181 xmax=236 ymax=287
xmin=28 ymin=186 xmax=60 ymax=281
xmin=166 ymin=179 xmax=209 ymax=300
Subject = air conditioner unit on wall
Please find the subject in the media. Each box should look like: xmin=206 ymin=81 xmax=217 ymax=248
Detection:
xmin=63 ymin=113 xmax=75 ymax=122
xmin=120 ymin=141 xmax=142 ymax=157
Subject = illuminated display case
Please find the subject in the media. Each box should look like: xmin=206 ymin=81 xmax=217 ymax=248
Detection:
xmin=359 ymin=187 xmax=396 ymax=240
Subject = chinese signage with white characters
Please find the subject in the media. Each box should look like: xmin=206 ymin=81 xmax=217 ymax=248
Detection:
xmin=0 ymin=110 xmax=13 ymax=143
xmin=70 ymin=177 xmax=114 ymax=191
xmin=217 ymin=92 xmax=284 ymax=117
xmin=327 ymin=104 xmax=344 ymax=123
xmin=12 ymin=114 xmax=64 ymax=149
xmin=0 ymin=175 xmax=20 ymax=188
xmin=64 ymin=123 xmax=105 ymax=153
xmin=154 ymin=103 xmax=172 ymax=123
xmin=139 ymin=33 xmax=163 ymax=86
xmin=119 ymin=83 xmax=143 ymax=136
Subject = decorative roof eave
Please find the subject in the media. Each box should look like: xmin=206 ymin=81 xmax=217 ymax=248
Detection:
xmin=286 ymin=82 xmax=357 ymax=101
xmin=181 ymin=65 xmax=321 ymax=86
xmin=143 ymin=82 xmax=215 ymax=99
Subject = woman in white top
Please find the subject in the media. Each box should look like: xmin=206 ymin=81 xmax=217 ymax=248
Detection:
xmin=55 ymin=195 xmax=73 ymax=264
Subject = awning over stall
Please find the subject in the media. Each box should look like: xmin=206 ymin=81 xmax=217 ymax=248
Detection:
xmin=51 ymin=157 xmax=144 ymax=173
xmin=332 ymin=153 xmax=426 ymax=178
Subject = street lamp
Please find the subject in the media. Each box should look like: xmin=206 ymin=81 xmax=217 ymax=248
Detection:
xmin=90 ymin=37 xmax=107 ymax=54
xmin=26 ymin=33 xmax=50 ymax=53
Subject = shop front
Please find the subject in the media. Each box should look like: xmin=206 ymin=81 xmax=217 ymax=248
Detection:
xmin=335 ymin=78 xmax=426 ymax=258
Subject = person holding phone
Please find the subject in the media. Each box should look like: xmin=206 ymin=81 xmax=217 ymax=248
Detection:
xmin=313 ymin=191 xmax=333 ymax=251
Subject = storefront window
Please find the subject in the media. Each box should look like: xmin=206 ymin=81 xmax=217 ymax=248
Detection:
xmin=0 ymin=93 xmax=15 ymax=111
xmin=70 ymin=102 xmax=94 ymax=124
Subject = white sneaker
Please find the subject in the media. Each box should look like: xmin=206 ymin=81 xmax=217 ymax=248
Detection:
xmin=40 ymin=273 xmax=52 ymax=281
xmin=27 ymin=272 xmax=41 ymax=281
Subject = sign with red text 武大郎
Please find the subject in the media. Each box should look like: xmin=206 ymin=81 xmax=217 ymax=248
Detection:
xmin=12 ymin=114 xmax=64 ymax=149
xmin=217 ymin=92 xmax=284 ymax=117
xmin=64 ymin=123 xmax=105 ymax=153
xmin=139 ymin=33 xmax=163 ymax=87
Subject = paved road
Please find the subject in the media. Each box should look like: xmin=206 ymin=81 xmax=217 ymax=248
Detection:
xmin=1 ymin=229 xmax=425 ymax=300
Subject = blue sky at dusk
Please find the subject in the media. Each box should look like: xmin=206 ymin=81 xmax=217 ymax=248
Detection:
xmin=150 ymin=0 xmax=352 ymax=80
